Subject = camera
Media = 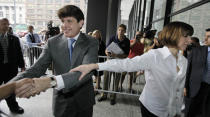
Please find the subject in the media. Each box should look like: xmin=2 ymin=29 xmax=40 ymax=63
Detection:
xmin=136 ymin=34 xmax=142 ymax=40
xmin=46 ymin=21 xmax=60 ymax=38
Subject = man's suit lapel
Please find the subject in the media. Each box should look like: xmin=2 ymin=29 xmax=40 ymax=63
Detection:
xmin=71 ymin=33 xmax=88 ymax=68
xmin=203 ymin=46 xmax=208 ymax=65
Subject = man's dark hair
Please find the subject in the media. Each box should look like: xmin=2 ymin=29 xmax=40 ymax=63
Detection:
xmin=191 ymin=37 xmax=200 ymax=44
xmin=57 ymin=5 xmax=84 ymax=22
xmin=206 ymin=28 xmax=210 ymax=32
xmin=118 ymin=24 xmax=127 ymax=31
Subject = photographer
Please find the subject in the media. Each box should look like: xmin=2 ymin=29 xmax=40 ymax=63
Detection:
xmin=141 ymin=29 xmax=156 ymax=52
xmin=45 ymin=20 xmax=60 ymax=42
xmin=148 ymin=31 xmax=163 ymax=50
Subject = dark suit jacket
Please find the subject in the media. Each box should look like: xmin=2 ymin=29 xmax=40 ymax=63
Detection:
xmin=14 ymin=33 xmax=98 ymax=117
xmin=185 ymin=46 xmax=208 ymax=98
xmin=0 ymin=34 xmax=24 ymax=78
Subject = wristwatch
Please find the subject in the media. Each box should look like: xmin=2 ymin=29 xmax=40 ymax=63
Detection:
xmin=50 ymin=77 xmax=57 ymax=88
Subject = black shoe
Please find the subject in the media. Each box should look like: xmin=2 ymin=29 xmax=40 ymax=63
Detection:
xmin=10 ymin=106 xmax=24 ymax=114
xmin=97 ymin=95 xmax=107 ymax=102
xmin=110 ymin=99 xmax=116 ymax=105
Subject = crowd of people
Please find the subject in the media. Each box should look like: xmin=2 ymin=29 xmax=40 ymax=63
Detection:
xmin=0 ymin=4 xmax=210 ymax=117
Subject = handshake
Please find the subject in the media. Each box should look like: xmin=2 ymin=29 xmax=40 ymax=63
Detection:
xmin=15 ymin=77 xmax=52 ymax=98
xmin=0 ymin=77 xmax=53 ymax=100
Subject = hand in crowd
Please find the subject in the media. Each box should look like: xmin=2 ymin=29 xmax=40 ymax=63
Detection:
xmin=37 ymin=43 xmax=45 ymax=46
xmin=21 ymin=67 xmax=25 ymax=72
xmin=105 ymin=50 xmax=116 ymax=58
xmin=15 ymin=77 xmax=51 ymax=98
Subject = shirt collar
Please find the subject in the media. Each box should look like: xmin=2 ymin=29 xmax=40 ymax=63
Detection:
xmin=68 ymin=32 xmax=80 ymax=41
xmin=0 ymin=32 xmax=7 ymax=38
xmin=160 ymin=46 xmax=172 ymax=59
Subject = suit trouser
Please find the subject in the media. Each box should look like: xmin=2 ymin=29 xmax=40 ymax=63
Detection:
xmin=0 ymin=63 xmax=19 ymax=109
xmin=185 ymin=82 xmax=210 ymax=117
xmin=101 ymin=71 xmax=121 ymax=100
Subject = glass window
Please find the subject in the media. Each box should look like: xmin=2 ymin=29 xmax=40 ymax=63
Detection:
xmin=172 ymin=2 xmax=210 ymax=43
xmin=5 ymin=6 xmax=9 ymax=10
xmin=46 ymin=15 xmax=52 ymax=19
xmin=47 ymin=10 xmax=53 ymax=14
xmin=139 ymin=0 xmax=145 ymax=30
xmin=13 ymin=14 xmax=15 ymax=20
xmin=27 ymin=0 xmax=34 ymax=2
xmin=65 ymin=0 xmax=70 ymax=3
xmin=0 ymin=12 xmax=3 ymax=17
xmin=6 ymin=14 xmax=9 ymax=18
xmin=28 ymin=15 xmax=35 ymax=19
xmin=37 ymin=9 xmax=42 ymax=13
xmin=74 ymin=0 xmax=80 ymax=3
xmin=37 ymin=0 xmax=43 ymax=3
xmin=153 ymin=0 xmax=166 ymax=20
xmin=28 ymin=9 xmax=34 ymax=13
xmin=152 ymin=20 xmax=164 ymax=35
xmin=144 ymin=0 xmax=151 ymax=27
xmin=28 ymin=21 xmax=35 ymax=25
xmin=46 ymin=0 xmax=52 ymax=3
xmin=37 ymin=15 xmax=42 ymax=19
xmin=172 ymin=0 xmax=202 ymax=12
xmin=55 ymin=0 xmax=60 ymax=3
xmin=11 ymin=6 xmax=14 ymax=10
xmin=38 ymin=21 xmax=43 ymax=25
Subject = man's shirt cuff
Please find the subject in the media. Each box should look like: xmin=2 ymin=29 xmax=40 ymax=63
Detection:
xmin=54 ymin=75 xmax=65 ymax=90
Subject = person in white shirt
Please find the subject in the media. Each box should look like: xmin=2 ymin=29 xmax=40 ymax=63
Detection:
xmin=70 ymin=21 xmax=194 ymax=117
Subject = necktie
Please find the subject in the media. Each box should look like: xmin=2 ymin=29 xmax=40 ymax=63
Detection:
xmin=0 ymin=34 xmax=8 ymax=63
xmin=69 ymin=39 xmax=76 ymax=62
xmin=30 ymin=33 xmax=35 ymax=43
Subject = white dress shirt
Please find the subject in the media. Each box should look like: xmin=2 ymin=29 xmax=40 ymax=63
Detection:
xmin=98 ymin=46 xmax=187 ymax=117
xmin=54 ymin=32 xmax=80 ymax=90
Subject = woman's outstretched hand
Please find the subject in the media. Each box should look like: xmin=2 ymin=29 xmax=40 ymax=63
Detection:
xmin=69 ymin=64 xmax=99 ymax=80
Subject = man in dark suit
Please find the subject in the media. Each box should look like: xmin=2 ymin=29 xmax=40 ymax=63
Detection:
xmin=0 ymin=18 xmax=25 ymax=114
xmin=184 ymin=28 xmax=210 ymax=117
xmin=12 ymin=5 xmax=98 ymax=117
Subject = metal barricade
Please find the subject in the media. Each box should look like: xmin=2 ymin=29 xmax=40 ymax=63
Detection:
xmin=22 ymin=44 xmax=44 ymax=68
xmin=94 ymin=56 xmax=145 ymax=97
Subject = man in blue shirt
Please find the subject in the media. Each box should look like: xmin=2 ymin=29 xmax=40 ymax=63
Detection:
xmin=185 ymin=28 xmax=210 ymax=117
xmin=25 ymin=25 xmax=44 ymax=66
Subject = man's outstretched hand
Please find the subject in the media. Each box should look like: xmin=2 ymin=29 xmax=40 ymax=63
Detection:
xmin=15 ymin=77 xmax=52 ymax=98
